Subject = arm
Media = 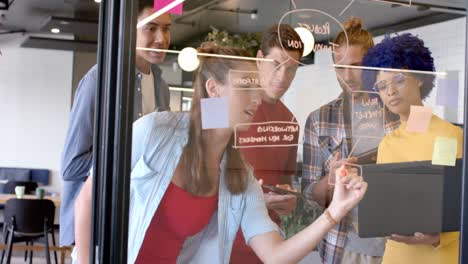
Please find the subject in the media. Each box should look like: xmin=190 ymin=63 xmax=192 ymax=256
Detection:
xmin=75 ymin=176 xmax=93 ymax=264
xmin=61 ymin=66 xmax=97 ymax=181
xmin=306 ymin=172 xmax=333 ymax=208
xmin=250 ymin=169 xmax=367 ymax=264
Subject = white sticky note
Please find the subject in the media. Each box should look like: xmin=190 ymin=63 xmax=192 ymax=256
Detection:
xmin=436 ymin=71 xmax=459 ymax=108
xmin=432 ymin=136 xmax=458 ymax=166
xmin=406 ymin=105 xmax=432 ymax=133
xmin=201 ymin=97 xmax=229 ymax=129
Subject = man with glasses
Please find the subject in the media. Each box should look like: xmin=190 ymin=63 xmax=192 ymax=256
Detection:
xmin=302 ymin=18 xmax=399 ymax=263
xmin=230 ymin=24 xmax=302 ymax=264
xmin=60 ymin=0 xmax=171 ymax=249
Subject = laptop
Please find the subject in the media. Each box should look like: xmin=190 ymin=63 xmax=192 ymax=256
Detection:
xmin=357 ymin=159 xmax=462 ymax=238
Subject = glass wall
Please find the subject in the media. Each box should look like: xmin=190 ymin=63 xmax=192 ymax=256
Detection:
xmin=88 ymin=0 xmax=468 ymax=263
xmin=2 ymin=0 xmax=465 ymax=263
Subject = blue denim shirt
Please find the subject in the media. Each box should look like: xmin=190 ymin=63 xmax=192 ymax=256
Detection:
xmin=128 ymin=111 xmax=279 ymax=264
xmin=60 ymin=64 xmax=170 ymax=246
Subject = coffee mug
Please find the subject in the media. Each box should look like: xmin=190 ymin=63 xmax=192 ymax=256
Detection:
xmin=15 ymin=186 xmax=25 ymax=199
xmin=36 ymin=188 xmax=45 ymax=199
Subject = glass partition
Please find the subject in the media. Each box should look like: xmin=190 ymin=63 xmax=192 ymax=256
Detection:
xmin=2 ymin=0 xmax=464 ymax=263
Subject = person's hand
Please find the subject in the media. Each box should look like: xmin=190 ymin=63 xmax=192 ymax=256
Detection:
xmin=322 ymin=153 xmax=358 ymax=207
xmin=258 ymin=180 xmax=297 ymax=216
xmin=389 ymin=233 xmax=440 ymax=247
xmin=327 ymin=152 xmax=358 ymax=186
xmin=328 ymin=165 xmax=367 ymax=221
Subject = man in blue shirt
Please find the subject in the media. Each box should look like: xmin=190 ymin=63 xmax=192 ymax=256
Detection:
xmin=60 ymin=0 xmax=172 ymax=246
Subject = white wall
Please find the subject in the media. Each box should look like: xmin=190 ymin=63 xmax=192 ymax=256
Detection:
xmin=283 ymin=17 xmax=467 ymax=159
xmin=0 ymin=35 xmax=73 ymax=193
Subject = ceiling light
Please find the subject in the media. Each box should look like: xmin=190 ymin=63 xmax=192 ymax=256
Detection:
xmin=169 ymin=86 xmax=194 ymax=92
xmin=50 ymin=28 xmax=60 ymax=34
xmin=94 ymin=0 xmax=101 ymax=3
xmin=178 ymin=47 xmax=200 ymax=72
xmin=294 ymin=27 xmax=314 ymax=57
xmin=250 ymin=11 xmax=258 ymax=20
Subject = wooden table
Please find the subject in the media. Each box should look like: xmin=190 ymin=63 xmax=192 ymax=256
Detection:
xmin=0 ymin=244 xmax=72 ymax=264
xmin=0 ymin=194 xmax=61 ymax=206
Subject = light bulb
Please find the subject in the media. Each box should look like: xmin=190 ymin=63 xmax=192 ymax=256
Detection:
xmin=294 ymin=27 xmax=315 ymax=57
xmin=178 ymin=47 xmax=200 ymax=72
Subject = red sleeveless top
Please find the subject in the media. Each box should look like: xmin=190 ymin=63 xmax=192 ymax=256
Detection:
xmin=135 ymin=182 xmax=218 ymax=263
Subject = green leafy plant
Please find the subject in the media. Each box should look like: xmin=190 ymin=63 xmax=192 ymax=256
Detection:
xmin=280 ymin=193 xmax=323 ymax=239
xmin=205 ymin=26 xmax=262 ymax=57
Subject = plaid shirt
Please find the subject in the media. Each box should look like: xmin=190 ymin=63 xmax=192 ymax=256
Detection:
xmin=302 ymin=94 xmax=399 ymax=264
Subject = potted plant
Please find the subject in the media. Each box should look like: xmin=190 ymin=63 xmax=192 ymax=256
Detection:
xmin=205 ymin=26 xmax=262 ymax=57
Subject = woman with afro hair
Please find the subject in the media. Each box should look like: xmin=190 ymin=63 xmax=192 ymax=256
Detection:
xmin=362 ymin=33 xmax=462 ymax=264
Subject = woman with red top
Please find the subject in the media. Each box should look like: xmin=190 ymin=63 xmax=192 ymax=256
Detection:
xmin=74 ymin=43 xmax=368 ymax=264
xmin=135 ymin=181 xmax=218 ymax=263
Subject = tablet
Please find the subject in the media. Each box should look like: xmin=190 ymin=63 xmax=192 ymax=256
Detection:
xmin=357 ymin=159 xmax=462 ymax=238
xmin=354 ymin=148 xmax=378 ymax=165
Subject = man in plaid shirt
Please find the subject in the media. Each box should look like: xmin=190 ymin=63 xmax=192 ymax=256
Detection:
xmin=302 ymin=18 xmax=399 ymax=264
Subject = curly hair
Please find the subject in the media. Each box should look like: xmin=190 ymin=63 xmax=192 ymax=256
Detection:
xmin=362 ymin=33 xmax=435 ymax=99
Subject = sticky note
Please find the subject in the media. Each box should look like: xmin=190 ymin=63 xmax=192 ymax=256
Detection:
xmin=436 ymin=71 xmax=459 ymax=108
xmin=406 ymin=105 xmax=432 ymax=133
xmin=201 ymin=97 xmax=229 ymax=129
xmin=154 ymin=0 xmax=183 ymax=15
xmin=432 ymin=136 xmax=458 ymax=166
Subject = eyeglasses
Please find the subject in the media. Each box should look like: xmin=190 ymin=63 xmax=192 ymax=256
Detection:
xmin=373 ymin=73 xmax=407 ymax=92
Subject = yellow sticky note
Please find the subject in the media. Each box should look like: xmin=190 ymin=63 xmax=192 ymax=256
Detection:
xmin=432 ymin=137 xmax=458 ymax=166
xmin=407 ymin=105 xmax=432 ymax=133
